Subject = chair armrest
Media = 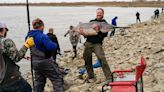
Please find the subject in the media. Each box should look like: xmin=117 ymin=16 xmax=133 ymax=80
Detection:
xmin=109 ymin=81 xmax=136 ymax=86
xmin=112 ymin=69 xmax=133 ymax=73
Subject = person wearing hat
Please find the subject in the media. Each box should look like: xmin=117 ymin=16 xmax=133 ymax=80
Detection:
xmin=26 ymin=18 xmax=64 ymax=92
xmin=0 ymin=21 xmax=34 ymax=92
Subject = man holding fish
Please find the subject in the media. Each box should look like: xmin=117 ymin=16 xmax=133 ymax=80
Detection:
xmin=79 ymin=8 xmax=112 ymax=83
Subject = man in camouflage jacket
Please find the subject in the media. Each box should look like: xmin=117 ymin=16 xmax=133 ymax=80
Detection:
xmin=0 ymin=21 xmax=34 ymax=92
xmin=64 ymin=25 xmax=81 ymax=59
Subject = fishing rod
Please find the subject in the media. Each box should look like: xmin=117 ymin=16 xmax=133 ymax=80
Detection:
xmin=26 ymin=0 xmax=30 ymax=31
xmin=26 ymin=0 xmax=35 ymax=91
xmin=114 ymin=26 xmax=131 ymax=29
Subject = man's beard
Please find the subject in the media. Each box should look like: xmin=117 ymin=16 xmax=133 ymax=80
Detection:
xmin=97 ymin=16 xmax=103 ymax=20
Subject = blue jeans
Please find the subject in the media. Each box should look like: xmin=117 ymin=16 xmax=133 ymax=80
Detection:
xmin=0 ymin=78 xmax=32 ymax=92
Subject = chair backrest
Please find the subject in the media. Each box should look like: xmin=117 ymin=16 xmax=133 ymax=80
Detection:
xmin=135 ymin=56 xmax=146 ymax=81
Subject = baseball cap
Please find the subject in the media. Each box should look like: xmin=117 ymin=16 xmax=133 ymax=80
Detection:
xmin=0 ymin=22 xmax=8 ymax=31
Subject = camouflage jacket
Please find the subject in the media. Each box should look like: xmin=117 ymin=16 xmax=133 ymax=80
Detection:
xmin=0 ymin=36 xmax=27 ymax=84
xmin=65 ymin=30 xmax=81 ymax=46
xmin=1 ymin=37 xmax=27 ymax=62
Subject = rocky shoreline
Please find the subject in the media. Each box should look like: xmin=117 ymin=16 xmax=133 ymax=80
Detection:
xmin=26 ymin=13 xmax=164 ymax=92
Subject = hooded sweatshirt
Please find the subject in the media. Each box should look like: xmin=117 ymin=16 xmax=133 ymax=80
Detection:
xmin=111 ymin=17 xmax=118 ymax=26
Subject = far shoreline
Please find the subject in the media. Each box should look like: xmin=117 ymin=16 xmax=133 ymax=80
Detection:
xmin=0 ymin=1 xmax=164 ymax=7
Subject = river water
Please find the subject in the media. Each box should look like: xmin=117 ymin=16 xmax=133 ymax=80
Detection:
xmin=0 ymin=6 xmax=157 ymax=76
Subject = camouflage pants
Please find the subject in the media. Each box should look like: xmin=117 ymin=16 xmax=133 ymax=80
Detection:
xmin=33 ymin=59 xmax=64 ymax=92
xmin=83 ymin=42 xmax=112 ymax=80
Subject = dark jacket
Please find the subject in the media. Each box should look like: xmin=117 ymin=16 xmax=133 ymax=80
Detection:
xmin=47 ymin=33 xmax=60 ymax=60
xmin=47 ymin=33 xmax=60 ymax=52
xmin=136 ymin=12 xmax=140 ymax=19
xmin=86 ymin=19 xmax=108 ymax=45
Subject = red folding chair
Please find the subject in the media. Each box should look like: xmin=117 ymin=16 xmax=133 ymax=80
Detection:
xmin=102 ymin=56 xmax=146 ymax=92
